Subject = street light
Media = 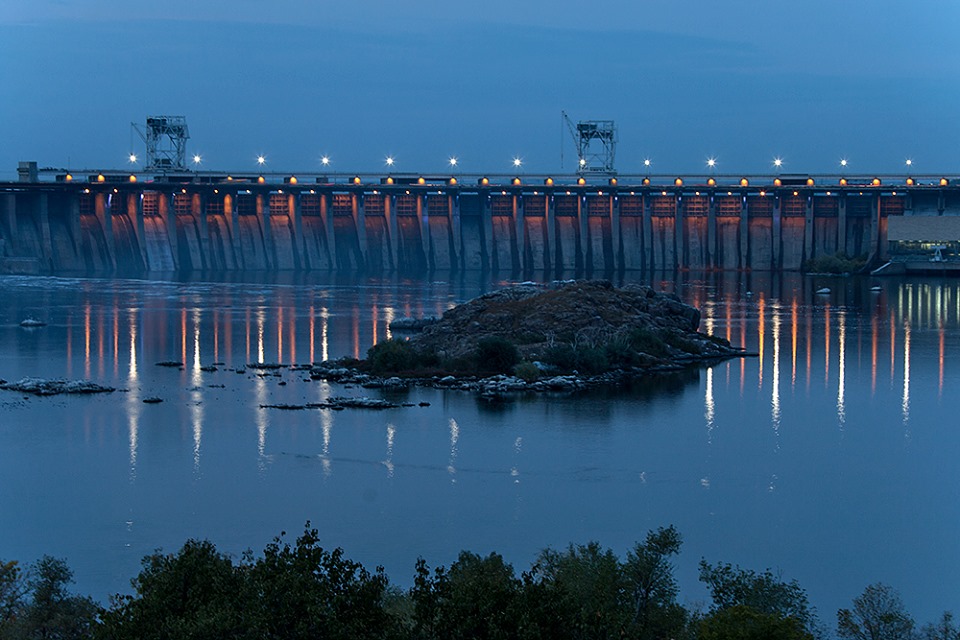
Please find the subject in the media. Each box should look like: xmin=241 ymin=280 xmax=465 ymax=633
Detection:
xmin=512 ymin=157 xmax=522 ymax=169
xmin=773 ymin=157 xmax=783 ymax=169
xmin=385 ymin=156 xmax=395 ymax=167
xmin=905 ymin=159 xmax=913 ymax=167
xmin=257 ymin=155 xmax=266 ymax=166
xmin=321 ymin=156 xmax=331 ymax=167
xmin=193 ymin=154 xmax=202 ymax=166
xmin=128 ymin=153 xmax=138 ymax=164
xmin=449 ymin=157 xmax=458 ymax=168
xmin=643 ymin=159 xmax=651 ymax=169
xmin=840 ymin=158 xmax=848 ymax=168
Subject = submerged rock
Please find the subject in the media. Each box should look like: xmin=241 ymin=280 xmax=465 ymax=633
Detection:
xmin=19 ymin=318 xmax=46 ymax=328
xmin=0 ymin=377 xmax=115 ymax=396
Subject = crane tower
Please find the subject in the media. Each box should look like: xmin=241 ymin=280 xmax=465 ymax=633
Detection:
xmin=562 ymin=111 xmax=617 ymax=176
xmin=132 ymin=116 xmax=190 ymax=171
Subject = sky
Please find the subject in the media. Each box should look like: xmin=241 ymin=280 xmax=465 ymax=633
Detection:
xmin=2 ymin=0 xmax=959 ymax=179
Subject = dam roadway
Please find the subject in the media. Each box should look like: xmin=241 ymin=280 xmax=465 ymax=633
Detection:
xmin=1 ymin=170 xmax=958 ymax=274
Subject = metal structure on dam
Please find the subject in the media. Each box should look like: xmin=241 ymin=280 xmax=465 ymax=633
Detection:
xmin=2 ymin=165 xmax=959 ymax=275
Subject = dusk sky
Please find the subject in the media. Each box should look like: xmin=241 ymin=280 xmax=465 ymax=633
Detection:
xmin=2 ymin=0 xmax=959 ymax=179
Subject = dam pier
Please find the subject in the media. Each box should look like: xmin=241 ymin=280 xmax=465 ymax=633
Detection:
xmin=2 ymin=165 xmax=958 ymax=275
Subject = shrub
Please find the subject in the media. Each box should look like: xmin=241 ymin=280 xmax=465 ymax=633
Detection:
xmin=628 ymin=327 xmax=670 ymax=358
xmin=366 ymin=339 xmax=419 ymax=375
xmin=475 ymin=337 xmax=520 ymax=374
xmin=513 ymin=361 xmax=540 ymax=382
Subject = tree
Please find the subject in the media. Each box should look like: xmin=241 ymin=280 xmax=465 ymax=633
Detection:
xmin=837 ymin=583 xmax=915 ymax=640
xmin=248 ymin=525 xmax=398 ymax=640
xmin=96 ymin=539 xmax=248 ymax=640
xmin=409 ymin=551 xmax=524 ymax=640
xmin=699 ymin=560 xmax=814 ymax=632
xmin=10 ymin=556 xmax=99 ymax=640
xmin=533 ymin=542 xmax=627 ymax=640
xmin=0 ymin=559 xmax=28 ymax=627
xmin=921 ymin=612 xmax=960 ymax=640
xmin=622 ymin=525 xmax=687 ymax=640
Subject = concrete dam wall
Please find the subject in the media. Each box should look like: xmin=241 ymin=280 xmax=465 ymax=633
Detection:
xmin=0 ymin=179 xmax=950 ymax=275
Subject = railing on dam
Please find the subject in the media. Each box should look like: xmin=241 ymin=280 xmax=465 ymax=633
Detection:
xmin=1 ymin=172 xmax=958 ymax=274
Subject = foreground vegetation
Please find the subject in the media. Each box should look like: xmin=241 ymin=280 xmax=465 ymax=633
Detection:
xmin=1 ymin=525 xmax=954 ymax=640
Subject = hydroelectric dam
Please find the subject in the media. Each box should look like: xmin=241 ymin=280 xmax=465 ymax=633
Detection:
xmin=2 ymin=163 xmax=959 ymax=275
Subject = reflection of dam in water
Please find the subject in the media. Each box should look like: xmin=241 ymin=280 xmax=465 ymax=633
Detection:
xmin=2 ymin=172 xmax=959 ymax=274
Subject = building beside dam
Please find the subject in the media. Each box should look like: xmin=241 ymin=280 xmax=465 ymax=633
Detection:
xmin=2 ymin=162 xmax=959 ymax=275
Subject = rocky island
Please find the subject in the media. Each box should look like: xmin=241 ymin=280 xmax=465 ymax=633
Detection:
xmin=311 ymin=280 xmax=749 ymax=396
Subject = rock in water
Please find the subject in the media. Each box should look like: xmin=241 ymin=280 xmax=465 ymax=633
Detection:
xmin=19 ymin=318 xmax=46 ymax=327
xmin=0 ymin=377 xmax=115 ymax=396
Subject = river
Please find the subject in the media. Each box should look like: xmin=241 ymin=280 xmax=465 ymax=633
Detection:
xmin=0 ymin=271 xmax=957 ymax=625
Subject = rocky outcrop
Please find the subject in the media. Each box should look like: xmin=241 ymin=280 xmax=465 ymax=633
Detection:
xmin=407 ymin=280 xmax=726 ymax=362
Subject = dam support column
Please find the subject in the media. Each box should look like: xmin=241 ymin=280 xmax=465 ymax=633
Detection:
xmin=643 ymin=195 xmax=653 ymax=271
xmin=68 ymin=194 xmax=82 ymax=260
xmin=196 ymin=193 xmax=210 ymax=270
xmin=804 ymin=196 xmax=814 ymax=262
xmin=515 ymin=195 xmax=525 ymax=272
xmin=674 ymin=194 xmax=684 ymax=270
xmin=321 ymin=193 xmax=336 ymax=270
xmin=256 ymin=193 xmax=274 ymax=269
xmin=772 ymin=194 xmax=782 ymax=270
xmin=37 ymin=192 xmax=54 ymax=268
xmin=132 ymin=193 xmax=148 ymax=269
xmin=355 ymin=193 xmax=367 ymax=269
xmin=159 ymin=193 xmax=180 ymax=270
xmin=612 ymin=193 xmax=622 ymax=271
xmin=577 ymin=195 xmax=587 ymax=271
xmin=291 ymin=193 xmax=304 ymax=269
xmin=868 ymin=194 xmax=881 ymax=262
xmin=1 ymin=193 xmax=16 ymax=254
xmin=707 ymin=193 xmax=720 ymax=269
xmin=546 ymin=195 xmax=556 ymax=273
xmin=449 ymin=194 xmax=461 ymax=272
xmin=739 ymin=195 xmax=748 ymax=269
xmin=95 ymin=192 xmax=116 ymax=269
xmin=224 ymin=193 xmax=242 ymax=269
xmin=838 ymin=195 xmax=847 ymax=256
xmin=481 ymin=194 xmax=493 ymax=270
xmin=386 ymin=195 xmax=398 ymax=271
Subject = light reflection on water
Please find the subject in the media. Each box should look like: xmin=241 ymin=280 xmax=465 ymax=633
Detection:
xmin=0 ymin=272 xmax=958 ymax=624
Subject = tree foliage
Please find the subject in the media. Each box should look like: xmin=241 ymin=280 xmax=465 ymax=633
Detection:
xmin=837 ymin=583 xmax=915 ymax=640
xmin=698 ymin=560 xmax=814 ymax=632
xmin=1 ymin=556 xmax=98 ymax=640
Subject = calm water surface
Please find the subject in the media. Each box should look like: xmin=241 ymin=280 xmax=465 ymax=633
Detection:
xmin=0 ymin=272 xmax=957 ymax=623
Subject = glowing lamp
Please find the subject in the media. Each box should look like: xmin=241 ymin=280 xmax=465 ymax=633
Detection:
xmin=479 ymin=177 xmax=489 ymax=186
xmin=642 ymin=178 xmax=650 ymax=186
xmin=739 ymin=178 xmax=748 ymax=187
xmin=289 ymin=176 xmax=298 ymax=185
xmin=806 ymin=178 xmax=815 ymax=187
xmin=386 ymin=177 xmax=395 ymax=185
xmin=129 ymin=175 xmax=137 ymax=183
xmin=839 ymin=178 xmax=848 ymax=186
xmin=941 ymin=178 xmax=949 ymax=187
xmin=872 ymin=178 xmax=881 ymax=186
xmin=577 ymin=177 xmax=586 ymax=186
xmin=675 ymin=178 xmax=683 ymax=187
xmin=544 ymin=177 xmax=554 ymax=186
xmin=258 ymin=176 xmax=265 ymax=184
xmin=417 ymin=177 xmax=426 ymax=185
xmin=353 ymin=176 xmax=362 ymax=185
xmin=609 ymin=178 xmax=618 ymax=186
xmin=449 ymin=177 xmax=457 ymax=185
xmin=97 ymin=174 xmax=105 ymax=183
xmin=65 ymin=174 xmax=73 ymax=182
xmin=774 ymin=178 xmax=782 ymax=187
xmin=707 ymin=178 xmax=716 ymax=187
xmin=906 ymin=177 xmax=915 ymax=186
xmin=512 ymin=177 xmax=521 ymax=186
